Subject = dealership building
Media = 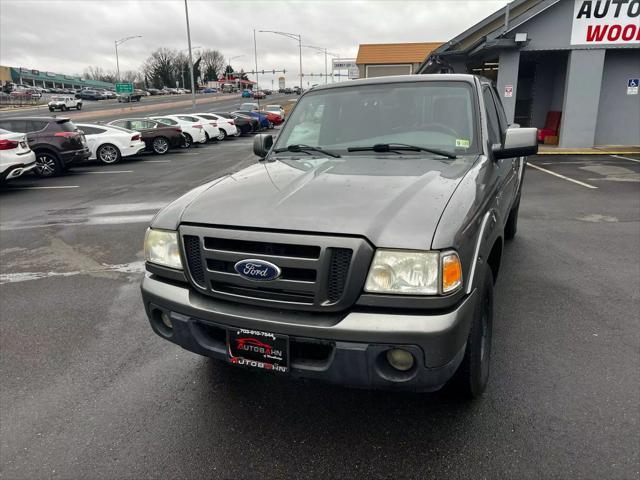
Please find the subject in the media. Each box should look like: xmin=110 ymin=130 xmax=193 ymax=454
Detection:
xmin=418 ymin=0 xmax=640 ymax=148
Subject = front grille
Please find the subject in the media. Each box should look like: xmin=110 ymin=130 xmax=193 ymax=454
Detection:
xmin=183 ymin=235 xmax=205 ymax=286
xmin=180 ymin=226 xmax=372 ymax=312
xmin=327 ymin=248 xmax=353 ymax=302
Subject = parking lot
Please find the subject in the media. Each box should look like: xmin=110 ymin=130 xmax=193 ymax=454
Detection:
xmin=1 ymin=139 xmax=638 ymax=478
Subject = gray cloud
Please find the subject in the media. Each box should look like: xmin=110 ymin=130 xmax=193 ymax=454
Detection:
xmin=0 ymin=0 xmax=504 ymax=85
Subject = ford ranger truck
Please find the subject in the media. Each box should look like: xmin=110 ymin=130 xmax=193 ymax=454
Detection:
xmin=141 ymin=74 xmax=538 ymax=398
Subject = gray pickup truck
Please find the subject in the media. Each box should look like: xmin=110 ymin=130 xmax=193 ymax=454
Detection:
xmin=141 ymin=74 xmax=538 ymax=398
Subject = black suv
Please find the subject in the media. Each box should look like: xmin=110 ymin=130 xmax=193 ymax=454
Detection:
xmin=0 ymin=117 xmax=90 ymax=177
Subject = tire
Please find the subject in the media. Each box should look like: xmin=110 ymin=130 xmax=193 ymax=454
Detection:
xmin=204 ymin=131 xmax=210 ymax=142
xmin=76 ymin=103 xmax=82 ymax=110
xmin=152 ymin=136 xmax=170 ymax=155
xmin=182 ymin=133 xmax=193 ymax=148
xmin=217 ymin=128 xmax=227 ymax=141
xmin=505 ymin=196 xmax=520 ymax=240
xmin=48 ymin=107 xmax=54 ymax=112
xmin=268 ymin=122 xmax=274 ymax=129
xmin=34 ymin=151 xmax=62 ymax=177
xmin=447 ymin=267 xmax=493 ymax=399
xmin=97 ymin=143 xmax=122 ymax=165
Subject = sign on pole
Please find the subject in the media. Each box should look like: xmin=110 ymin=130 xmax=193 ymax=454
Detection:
xmin=628 ymin=78 xmax=639 ymax=96
xmin=115 ymin=83 xmax=133 ymax=94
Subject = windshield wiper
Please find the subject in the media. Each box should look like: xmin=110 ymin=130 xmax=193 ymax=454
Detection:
xmin=347 ymin=143 xmax=456 ymax=159
xmin=273 ymin=144 xmax=341 ymax=158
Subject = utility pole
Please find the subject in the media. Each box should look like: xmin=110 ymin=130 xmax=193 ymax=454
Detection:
xmin=253 ymin=29 xmax=259 ymax=93
xmin=184 ymin=0 xmax=195 ymax=108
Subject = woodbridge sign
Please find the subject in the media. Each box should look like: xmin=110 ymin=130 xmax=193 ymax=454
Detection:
xmin=571 ymin=0 xmax=640 ymax=45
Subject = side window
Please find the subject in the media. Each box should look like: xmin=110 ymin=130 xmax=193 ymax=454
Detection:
xmin=7 ymin=120 xmax=29 ymax=133
xmin=27 ymin=121 xmax=48 ymax=132
xmin=110 ymin=120 xmax=126 ymax=129
xmin=79 ymin=126 xmax=103 ymax=135
xmin=142 ymin=121 xmax=157 ymax=129
xmin=129 ymin=120 xmax=146 ymax=130
xmin=482 ymin=87 xmax=501 ymax=147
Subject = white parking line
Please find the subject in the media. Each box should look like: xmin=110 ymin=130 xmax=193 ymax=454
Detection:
xmin=611 ymin=155 xmax=640 ymax=164
xmin=6 ymin=185 xmax=79 ymax=190
xmin=81 ymin=170 xmax=134 ymax=174
xmin=527 ymin=162 xmax=598 ymax=189
xmin=142 ymin=160 xmax=171 ymax=163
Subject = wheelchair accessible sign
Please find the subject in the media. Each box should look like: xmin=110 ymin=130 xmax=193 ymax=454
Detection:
xmin=628 ymin=79 xmax=639 ymax=96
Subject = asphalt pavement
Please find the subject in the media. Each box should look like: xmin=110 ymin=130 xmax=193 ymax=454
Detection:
xmin=1 ymin=145 xmax=638 ymax=478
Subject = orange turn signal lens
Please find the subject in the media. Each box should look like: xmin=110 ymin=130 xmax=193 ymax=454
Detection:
xmin=442 ymin=253 xmax=463 ymax=293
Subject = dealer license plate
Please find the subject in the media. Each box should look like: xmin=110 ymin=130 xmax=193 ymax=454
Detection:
xmin=227 ymin=328 xmax=289 ymax=373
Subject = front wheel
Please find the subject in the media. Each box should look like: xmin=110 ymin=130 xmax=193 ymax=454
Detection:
xmin=97 ymin=143 xmax=121 ymax=165
xmin=217 ymin=128 xmax=227 ymax=141
xmin=182 ymin=133 xmax=193 ymax=148
xmin=34 ymin=152 xmax=62 ymax=177
xmin=268 ymin=122 xmax=274 ymax=129
xmin=152 ymin=136 xmax=170 ymax=155
xmin=447 ymin=267 xmax=493 ymax=399
xmin=48 ymin=107 xmax=54 ymax=112
xmin=505 ymin=197 xmax=520 ymax=240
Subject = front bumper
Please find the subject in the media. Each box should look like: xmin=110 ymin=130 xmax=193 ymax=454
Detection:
xmin=141 ymin=274 xmax=477 ymax=391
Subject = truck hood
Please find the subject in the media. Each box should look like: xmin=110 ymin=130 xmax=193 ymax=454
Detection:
xmin=176 ymin=155 xmax=476 ymax=249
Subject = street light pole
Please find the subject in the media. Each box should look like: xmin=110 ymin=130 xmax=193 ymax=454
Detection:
xmin=183 ymin=0 xmax=195 ymax=109
xmin=302 ymin=45 xmax=339 ymax=84
xmin=259 ymin=30 xmax=302 ymax=90
xmin=114 ymin=35 xmax=142 ymax=82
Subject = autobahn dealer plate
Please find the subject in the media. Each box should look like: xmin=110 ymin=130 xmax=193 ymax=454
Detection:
xmin=227 ymin=328 xmax=289 ymax=373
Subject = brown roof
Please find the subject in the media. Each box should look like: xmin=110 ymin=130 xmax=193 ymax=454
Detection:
xmin=356 ymin=42 xmax=443 ymax=65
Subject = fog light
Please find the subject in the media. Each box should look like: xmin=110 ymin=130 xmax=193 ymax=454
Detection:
xmin=386 ymin=349 xmax=414 ymax=371
xmin=160 ymin=312 xmax=173 ymax=330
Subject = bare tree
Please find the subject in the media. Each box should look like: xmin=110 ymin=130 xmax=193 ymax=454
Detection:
xmin=84 ymin=66 xmax=117 ymax=83
xmin=200 ymin=49 xmax=225 ymax=82
xmin=141 ymin=48 xmax=178 ymax=89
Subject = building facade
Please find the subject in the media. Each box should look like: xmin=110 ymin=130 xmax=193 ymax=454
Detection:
xmin=418 ymin=0 xmax=640 ymax=148
xmin=356 ymin=43 xmax=442 ymax=79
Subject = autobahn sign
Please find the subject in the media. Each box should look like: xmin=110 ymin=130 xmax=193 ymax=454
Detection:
xmin=115 ymin=83 xmax=133 ymax=94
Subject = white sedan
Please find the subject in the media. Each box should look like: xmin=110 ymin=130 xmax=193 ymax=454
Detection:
xmin=193 ymin=113 xmax=239 ymax=140
xmin=149 ymin=115 xmax=207 ymax=147
xmin=0 ymin=128 xmax=36 ymax=181
xmin=76 ymin=123 xmax=146 ymax=165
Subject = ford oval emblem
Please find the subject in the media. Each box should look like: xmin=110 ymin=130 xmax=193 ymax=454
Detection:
xmin=234 ymin=259 xmax=281 ymax=281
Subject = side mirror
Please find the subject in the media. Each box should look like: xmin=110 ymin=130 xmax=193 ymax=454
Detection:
xmin=253 ymin=134 xmax=273 ymax=158
xmin=493 ymin=127 xmax=538 ymax=159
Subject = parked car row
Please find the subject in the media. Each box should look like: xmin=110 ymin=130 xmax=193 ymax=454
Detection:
xmin=0 ymin=105 xmax=286 ymax=182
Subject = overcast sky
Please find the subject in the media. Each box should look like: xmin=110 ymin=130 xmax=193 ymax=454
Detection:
xmin=0 ymin=0 xmax=505 ymax=85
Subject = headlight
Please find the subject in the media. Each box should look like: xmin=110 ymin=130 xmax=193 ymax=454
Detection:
xmin=364 ymin=249 xmax=462 ymax=295
xmin=144 ymin=229 xmax=182 ymax=270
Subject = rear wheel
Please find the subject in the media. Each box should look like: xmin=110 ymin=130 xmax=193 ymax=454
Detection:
xmin=217 ymin=128 xmax=227 ymax=140
xmin=48 ymin=107 xmax=54 ymax=112
xmin=268 ymin=121 xmax=274 ymax=129
xmin=182 ymin=133 xmax=193 ymax=148
xmin=76 ymin=103 xmax=82 ymax=110
xmin=61 ymin=105 xmax=67 ymax=111
xmin=447 ymin=267 xmax=493 ymax=399
xmin=152 ymin=136 xmax=170 ymax=155
xmin=97 ymin=143 xmax=121 ymax=165
xmin=34 ymin=151 xmax=62 ymax=177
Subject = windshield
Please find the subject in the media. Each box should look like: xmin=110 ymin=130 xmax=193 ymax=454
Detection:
xmin=274 ymin=81 xmax=479 ymax=155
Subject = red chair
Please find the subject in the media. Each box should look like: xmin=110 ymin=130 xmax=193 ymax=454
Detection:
xmin=538 ymin=111 xmax=561 ymax=143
